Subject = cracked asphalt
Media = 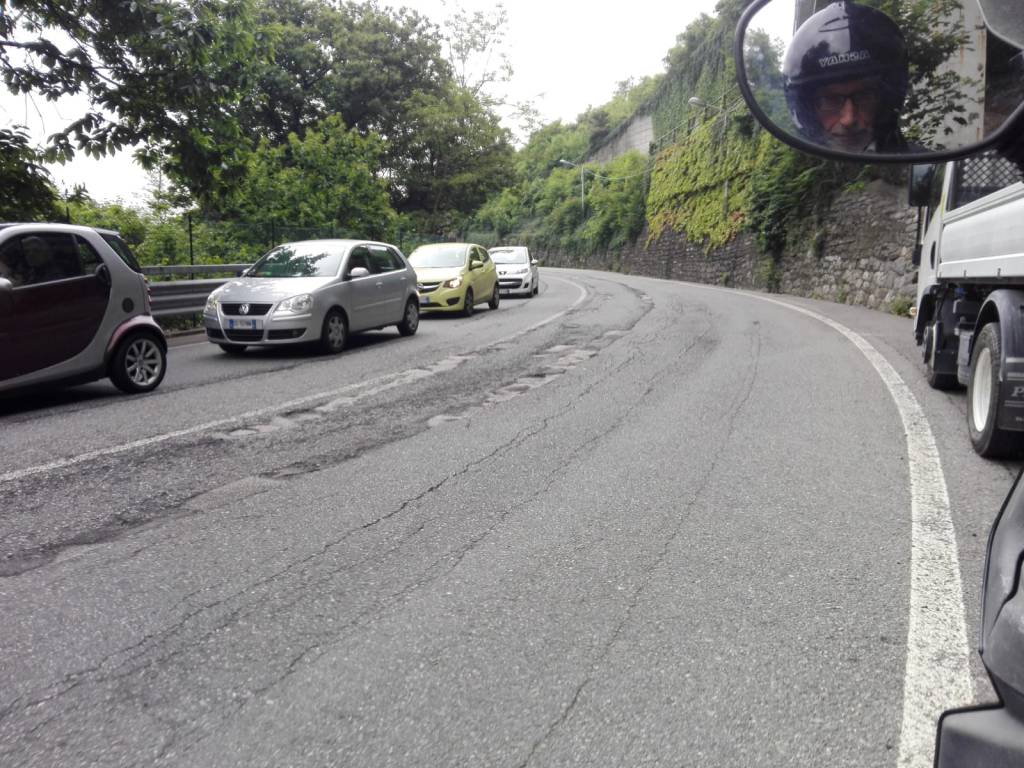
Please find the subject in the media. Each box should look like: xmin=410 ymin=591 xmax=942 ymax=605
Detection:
xmin=0 ymin=270 xmax=1019 ymax=767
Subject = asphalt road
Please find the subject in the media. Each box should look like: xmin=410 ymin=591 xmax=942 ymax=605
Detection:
xmin=0 ymin=269 xmax=1018 ymax=767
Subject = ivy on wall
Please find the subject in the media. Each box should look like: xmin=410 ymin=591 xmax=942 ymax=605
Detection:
xmin=647 ymin=121 xmax=774 ymax=249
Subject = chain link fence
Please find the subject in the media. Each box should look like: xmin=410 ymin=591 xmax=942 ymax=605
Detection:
xmin=952 ymin=151 xmax=1023 ymax=208
xmin=127 ymin=217 xmax=450 ymax=268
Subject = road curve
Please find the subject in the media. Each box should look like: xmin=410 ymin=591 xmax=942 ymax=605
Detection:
xmin=0 ymin=269 xmax=1016 ymax=767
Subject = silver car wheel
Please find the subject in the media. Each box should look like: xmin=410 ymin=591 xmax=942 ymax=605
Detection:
xmin=404 ymin=301 xmax=419 ymax=332
xmin=327 ymin=315 xmax=346 ymax=346
xmin=125 ymin=337 xmax=164 ymax=387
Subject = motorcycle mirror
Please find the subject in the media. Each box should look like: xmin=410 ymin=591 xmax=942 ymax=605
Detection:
xmin=734 ymin=0 xmax=1024 ymax=164
xmin=978 ymin=0 xmax=1024 ymax=48
xmin=907 ymin=164 xmax=935 ymax=208
xmin=935 ymin=469 xmax=1024 ymax=766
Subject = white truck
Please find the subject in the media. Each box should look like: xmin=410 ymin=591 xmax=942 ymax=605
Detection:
xmin=912 ymin=153 xmax=1024 ymax=457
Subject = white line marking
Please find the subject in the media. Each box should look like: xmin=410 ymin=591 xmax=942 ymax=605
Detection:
xmin=721 ymin=290 xmax=973 ymax=768
xmin=1 ymin=278 xmax=588 ymax=485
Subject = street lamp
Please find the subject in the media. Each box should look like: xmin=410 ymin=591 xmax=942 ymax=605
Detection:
xmin=558 ymin=159 xmax=586 ymax=216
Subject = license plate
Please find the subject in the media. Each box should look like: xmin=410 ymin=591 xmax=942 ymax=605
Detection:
xmin=227 ymin=318 xmax=263 ymax=330
xmin=420 ymin=295 xmax=431 ymax=305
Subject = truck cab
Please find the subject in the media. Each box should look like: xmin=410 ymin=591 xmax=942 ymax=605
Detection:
xmin=913 ymin=153 xmax=1024 ymax=455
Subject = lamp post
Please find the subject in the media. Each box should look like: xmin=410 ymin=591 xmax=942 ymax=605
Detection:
xmin=558 ymin=159 xmax=586 ymax=216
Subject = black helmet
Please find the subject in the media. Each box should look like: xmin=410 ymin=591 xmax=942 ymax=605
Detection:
xmin=783 ymin=1 xmax=909 ymax=149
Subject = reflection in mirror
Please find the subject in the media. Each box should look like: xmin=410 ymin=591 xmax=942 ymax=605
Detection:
xmin=908 ymin=163 xmax=935 ymax=207
xmin=741 ymin=0 xmax=1024 ymax=157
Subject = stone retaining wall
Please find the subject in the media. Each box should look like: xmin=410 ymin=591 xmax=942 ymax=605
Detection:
xmin=535 ymin=179 xmax=918 ymax=312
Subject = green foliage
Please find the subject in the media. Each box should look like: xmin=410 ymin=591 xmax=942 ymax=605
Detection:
xmin=67 ymin=197 xmax=150 ymax=244
xmin=399 ymin=85 xmax=515 ymax=231
xmin=222 ymin=115 xmax=392 ymax=238
xmin=0 ymin=127 xmax=59 ymax=221
xmin=578 ymin=153 xmax=648 ymax=252
xmin=238 ymin=0 xmax=449 ymax=145
xmin=1 ymin=0 xmax=262 ymax=201
xmin=473 ymin=187 xmax=523 ymax=239
xmin=647 ymin=122 xmax=770 ymax=249
xmin=585 ymin=76 xmax=662 ymax=154
xmin=514 ymin=121 xmax=589 ymax=180
xmin=471 ymin=151 xmax=647 ymax=254
xmin=889 ymin=295 xmax=914 ymax=317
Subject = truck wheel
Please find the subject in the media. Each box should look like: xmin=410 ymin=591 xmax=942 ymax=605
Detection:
xmin=968 ymin=322 xmax=1019 ymax=458
xmin=924 ymin=323 xmax=958 ymax=390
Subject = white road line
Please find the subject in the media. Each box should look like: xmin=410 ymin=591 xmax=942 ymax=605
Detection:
xmin=1 ymin=277 xmax=589 ymax=485
xmin=734 ymin=291 xmax=973 ymax=768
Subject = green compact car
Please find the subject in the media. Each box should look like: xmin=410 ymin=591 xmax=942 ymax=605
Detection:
xmin=408 ymin=243 xmax=500 ymax=317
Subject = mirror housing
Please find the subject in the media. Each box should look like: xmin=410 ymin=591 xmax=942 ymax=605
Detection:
xmin=94 ymin=263 xmax=111 ymax=287
xmin=908 ymin=165 xmax=936 ymax=208
xmin=347 ymin=266 xmax=370 ymax=279
xmin=0 ymin=276 xmax=12 ymax=315
xmin=470 ymin=259 xmax=483 ymax=271
xmin=935 ymin=470 xmax=1024 ymax=766
xmin=734 ymin=0 xmax=1024 ymax=165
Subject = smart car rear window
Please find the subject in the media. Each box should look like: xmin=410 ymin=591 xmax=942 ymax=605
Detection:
xmin=100 ymin=233 xmax=143 ymax=273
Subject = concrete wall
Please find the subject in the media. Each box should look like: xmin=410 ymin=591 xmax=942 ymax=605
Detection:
xmin=536 ymin=179 xmax=918 ymax=312
xmin=589 ymin=114 xmax=654 ymax=163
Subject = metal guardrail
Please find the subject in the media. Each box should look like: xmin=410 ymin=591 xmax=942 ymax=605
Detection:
xmin=143 ymin=264 xmax=252 ymax=318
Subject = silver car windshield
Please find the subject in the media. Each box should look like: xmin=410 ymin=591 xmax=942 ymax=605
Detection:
xmin=408 ymin=245 xmax=467 ymax=269
xmin=250 ymin=243 xmax=346 ymax=278
xmin=490 ymin=249 xmax=528 ymax=265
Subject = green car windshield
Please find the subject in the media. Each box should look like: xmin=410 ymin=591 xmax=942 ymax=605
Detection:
xmin=250 ymin=243 xmax=346 ymax=278
xmin=409 ymin=245 xmax=467 ymax=269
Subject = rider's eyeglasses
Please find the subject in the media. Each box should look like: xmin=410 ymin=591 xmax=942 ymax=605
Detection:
xmin=814 ymin=89 xmax=880 ymax=115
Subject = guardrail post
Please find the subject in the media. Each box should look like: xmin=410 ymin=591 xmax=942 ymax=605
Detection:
xmin=188 ymin=213 xmax=195 ymax=280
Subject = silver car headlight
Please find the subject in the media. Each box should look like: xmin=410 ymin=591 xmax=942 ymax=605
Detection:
xmin=204 ymin=292 xmax=220 ymax=314
xmin=444 ymin=276 xmax=463 ymax=289
xmin=275 ymin=294 xmax=314 ymax=315
xmin=512 ymin=267 xmax=530 ymax=275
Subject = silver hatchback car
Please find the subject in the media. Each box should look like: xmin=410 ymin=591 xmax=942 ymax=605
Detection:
xmin=204 ymin=239 xmax=420 ymax=354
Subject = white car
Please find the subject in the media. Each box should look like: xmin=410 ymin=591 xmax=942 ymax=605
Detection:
xmin=489 ymin=246 xmax=539 ymax=297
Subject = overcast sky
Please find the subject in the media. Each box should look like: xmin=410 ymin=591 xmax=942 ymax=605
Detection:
xmin=1 ymin=0 xmax=726 ymax=205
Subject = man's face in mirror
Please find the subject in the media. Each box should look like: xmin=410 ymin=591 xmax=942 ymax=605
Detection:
xmin=813 ymin=78 xmax=881 ymax=151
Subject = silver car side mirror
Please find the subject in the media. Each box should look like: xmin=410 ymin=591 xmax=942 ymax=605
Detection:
xmin=347 ymin=267 xmax=370 ymax=279
xmin=735 ymin=0 xmax=1024 ymax=164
